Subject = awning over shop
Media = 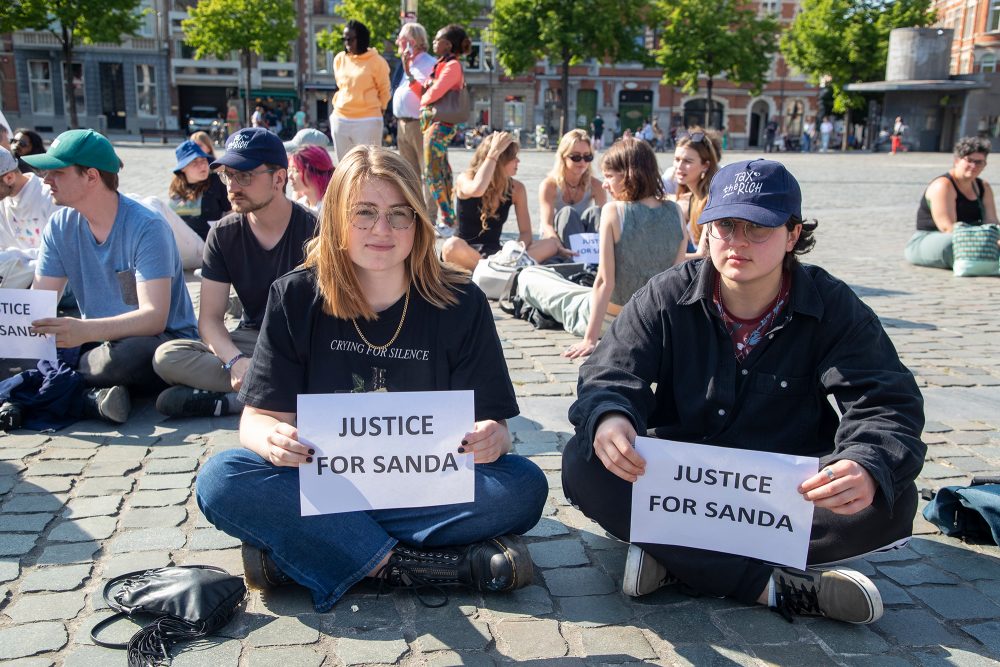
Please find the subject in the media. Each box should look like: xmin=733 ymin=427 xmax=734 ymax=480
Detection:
xmin=846 ymin=80 xmax=988 ymax=92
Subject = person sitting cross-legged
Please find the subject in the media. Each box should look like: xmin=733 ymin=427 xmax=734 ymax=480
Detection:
xmin=152 ymin=128 xmax=317 ymax=418
xmin=562 ymin=159 xmax=926 ymax=625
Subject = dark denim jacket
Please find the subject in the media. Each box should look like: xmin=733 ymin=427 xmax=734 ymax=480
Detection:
xmin=568 ymin=259 xmax=926 ymax=512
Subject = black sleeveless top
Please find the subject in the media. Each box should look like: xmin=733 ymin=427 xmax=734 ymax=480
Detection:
xmin=456 ymin=191 xmax=514 ymax=256
xmin=916 ymin=173 xmax=985 ymax=231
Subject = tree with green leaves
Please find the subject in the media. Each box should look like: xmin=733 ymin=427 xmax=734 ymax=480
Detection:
xmin=182 ymin=0 xmax=298 ymax=127
xmin=316 ymin=0 xmax=482 ymax=57
xmin=0 ymin=0 xmax=144 ymax=128
xmin=781 ymin=0 xmax=935 ymax=147
xmin=492 ymin=0 xmax=647 ymax=137
xmin=653 ymin=0 xmax=780 ymax=130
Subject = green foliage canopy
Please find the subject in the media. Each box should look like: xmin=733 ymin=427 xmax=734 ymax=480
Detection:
xmin=182 ymin=0 xmax=297 ymax=62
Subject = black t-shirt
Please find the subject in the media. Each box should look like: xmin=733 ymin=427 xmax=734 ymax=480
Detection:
xmin=239 ymin=267 xmax=519 ymax=422
xmin=183 ymin=174 xmax=231 ymax=240
xmin=201 ymin=202 xmax=317 ymax=328
xmin=456 ymin=193 xmax=513 ymax=257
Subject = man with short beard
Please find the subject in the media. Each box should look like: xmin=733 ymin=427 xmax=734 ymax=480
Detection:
xmin=1 ymin=146 xmax=59 ymax=288
xmin=152 ymin=128 xmax=317 ymax=417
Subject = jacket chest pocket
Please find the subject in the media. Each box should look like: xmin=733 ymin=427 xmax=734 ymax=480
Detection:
xmin=750 ymin=372 xmax=812 ymax=397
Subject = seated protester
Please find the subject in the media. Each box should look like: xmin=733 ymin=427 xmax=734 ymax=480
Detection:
xmin=1 ymin=147 xmax=60 ymax=288
xmin=905 ymin=136 xmax=997 ymax=269
xmin=11 ymin=129 xmax=46 ymax=175
xmin=168 ymin=140 xmax=230 ymax=241
xmin=441 ymin=131 xmax=566 ymax=270
xmin=153 ymin=128 xmax=317 ymax=418
xmin=195 ymin=146 xmax=546 ymax=611
xmin=562 ymin=159 xmax=926 ymax=625
xmin=669 ymin=128 xmax=721 ymax=256
xmin=539 ymin=129 xmax=607 ymax=250
xmin=517 ymin=138 xmax=687 ymax=350
xmin=24 ymin=130 xmax=197 ymax=422
xmin=288 ymin=145 xmax=334 ymax=213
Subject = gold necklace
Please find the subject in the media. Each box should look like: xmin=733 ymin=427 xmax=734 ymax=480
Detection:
xmin=352 ymin=286 xmax=410 ymax=351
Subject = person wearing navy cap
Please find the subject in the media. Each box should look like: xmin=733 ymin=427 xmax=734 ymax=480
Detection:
xmin=152 ymin=127 xmax=317 ymax=418
xmin=563 ymin=159 xmax=925 ymax=625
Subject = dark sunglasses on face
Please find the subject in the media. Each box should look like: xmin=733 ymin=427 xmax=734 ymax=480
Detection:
xmin=566 ymin=153 xmax=594 ymax=163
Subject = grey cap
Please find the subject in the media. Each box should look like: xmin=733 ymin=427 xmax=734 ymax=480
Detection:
xmin=0 ymin=147 xmax=17 ymax=175
xmin=283 ymin=128 xmax=330 ymax=152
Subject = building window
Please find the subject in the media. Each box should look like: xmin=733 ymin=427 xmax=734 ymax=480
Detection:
xmin=990 ymin=0 xmax=1000 ymax=31
xmin=29 ymin=60 xmax=54 ymax=115
xmin=62 ymin=62 xmax=86 ymax=116
xmin=504 ymin=96 xmax=525 ymax=129
xmin=964 ymin=0 xmax=976 ymax=39
xmin=981 ymin=53 xmax=997 ymax=72
xmin=465 ymin=42 xmax=494 ymax=72
xmin=759 ymin=0 xmax=779 ymax=16
xmin=314 ymin=31 xmax=332 ymax=74
xmin=135 ymin=64 xmax=158 ymax=116
xmin=137 ymin=0 xmax=156 ymax=37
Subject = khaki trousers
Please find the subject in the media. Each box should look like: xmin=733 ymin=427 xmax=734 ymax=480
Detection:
xmin=397 ymin=117 xmax=436 ymax=219
xmin=152 ymin=327 xmax=259 ymax=393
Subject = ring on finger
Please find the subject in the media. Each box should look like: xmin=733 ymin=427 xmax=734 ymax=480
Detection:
xmin=824 ymin=467 xmax=835 ymax=481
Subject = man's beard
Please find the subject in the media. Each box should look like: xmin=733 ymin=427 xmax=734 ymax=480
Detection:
xmin=230 ymin=191 xmax=274 ymax=214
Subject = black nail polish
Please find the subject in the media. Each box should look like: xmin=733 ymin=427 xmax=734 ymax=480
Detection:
xmin=457 ymin=447 xmax=466 ymax=453
xmin=461 ymin=440 xmax=468 ymax=446
xmin=308 ymin=449 xmax=315 ymax=455
xmin=306 ymin=457 xmax=313 ymax=463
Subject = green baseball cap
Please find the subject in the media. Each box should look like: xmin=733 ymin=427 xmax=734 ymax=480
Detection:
xmin=23 ymin=129 xmax=121 ymax=173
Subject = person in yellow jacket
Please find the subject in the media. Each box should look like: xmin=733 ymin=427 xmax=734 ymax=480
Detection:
xmin=330 ymin=20 xmax=391 ymax=162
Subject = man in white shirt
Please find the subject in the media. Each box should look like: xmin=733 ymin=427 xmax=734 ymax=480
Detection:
xmin=395 ymin=22 xmax=437 ymax=218
xmin=0 ymin=147 xmax=59 ymax=288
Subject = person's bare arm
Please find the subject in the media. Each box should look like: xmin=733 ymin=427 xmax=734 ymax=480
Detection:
xmin=925 ymin=177 xmax=958 ymax=233
xmin=590 ymin=176 xmax=607 ymax=207
xmin=240 ymin=405 xmax=310 ymax=466
xmin=982 ymin=180 xmax=998 ymax=225
xmin=511 ymin=179 xmax=534 ymax=248
xmin=198 ymin=277 xmax=252 ymax=390
xmin=456 ymin=132 xmax=512 ymax=199
xmin=564 ymin=203 xmax=618 ymax=360
xmin=31 ymin=277 xmax=171 ymax=348
xmin=538 ymin=178 xmax=559 ymax=239
xmin=31 ymin=274 xmax=68 ymax=300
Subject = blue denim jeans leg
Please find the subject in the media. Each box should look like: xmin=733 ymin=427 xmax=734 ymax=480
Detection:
xmin=196 ymin=448 xmax=548 ymax=612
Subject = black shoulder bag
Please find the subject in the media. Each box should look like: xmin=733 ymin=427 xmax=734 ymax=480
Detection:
xmin=90 ymin=565 xmax=247 ymax=667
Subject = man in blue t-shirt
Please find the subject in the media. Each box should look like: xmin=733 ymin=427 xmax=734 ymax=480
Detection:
xmin=23 ymin=129 xmax=197 ymax=423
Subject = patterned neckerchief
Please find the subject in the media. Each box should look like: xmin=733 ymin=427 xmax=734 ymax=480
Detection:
xmin=713 ymin=271 xmax=791 ymax=364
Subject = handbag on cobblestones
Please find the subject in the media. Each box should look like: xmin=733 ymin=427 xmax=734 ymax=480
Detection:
xmin=90 ymin=565 xmax=247 ymax=667
xmin=952 ymin=222 xmax=1000 ymax=277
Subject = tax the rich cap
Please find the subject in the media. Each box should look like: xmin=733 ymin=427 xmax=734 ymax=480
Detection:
xmin=0 ymin=147 xmax=17 ymax=175
xmin=173 ymin=140 xmax=210 ymax=173
xmin=211 ymin=128 xmax=288 ymax=171
xmin=22 ymin=129 xmax=121 ymax=174
xmin=699 ymin=159 xmax=802 ymax=228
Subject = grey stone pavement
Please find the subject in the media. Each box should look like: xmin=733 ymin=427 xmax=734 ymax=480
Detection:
xmin=2 ymin=145 xmax=1000 ymax=666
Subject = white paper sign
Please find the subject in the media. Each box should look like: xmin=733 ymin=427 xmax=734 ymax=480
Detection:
xmin=569 ymin=233 xmax=600 ymax=265
xmin=0 ymin=288 xmax=57 ymax=362
xmin=297 ymin=390 xmax=475 ymax=516
xmin=630 ymin=437 xmax=818 ymax=569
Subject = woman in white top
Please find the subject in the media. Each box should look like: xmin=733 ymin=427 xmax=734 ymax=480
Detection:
xmin=538 ymin=129 xmax=607 ymax=251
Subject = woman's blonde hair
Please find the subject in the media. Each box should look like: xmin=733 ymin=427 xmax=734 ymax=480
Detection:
xmin=675 ymin=126 xmax=721 ymax=242
xmin=550 ymin=129 xmax=594 ymax=194
xmin=304 ymin=145 xmax=468 ymax=320
xmin=465 ymin=135 xmax=518 ymax=230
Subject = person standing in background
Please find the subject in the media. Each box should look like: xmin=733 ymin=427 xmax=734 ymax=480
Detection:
xmin=330 ymin=20 xmax=391 ymax=162
xmin=395 ymin=22 xmax=437 ymax=220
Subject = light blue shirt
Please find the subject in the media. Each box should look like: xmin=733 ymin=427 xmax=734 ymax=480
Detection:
xmin=37 ymin=193 xmax=197 ymax=339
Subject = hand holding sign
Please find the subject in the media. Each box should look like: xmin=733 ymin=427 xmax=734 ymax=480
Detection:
xmin=799 ymin=459 xmax=876 ymax=515
xmin=593 ymin=413 xmax=645 ymax=482
xmin=460 ymin=419 xmax=511 ymax=464
xmin=569 ymin=233 xmax=600 ymax=265
xmin=29 ymin=315 xmax=92 ymax=349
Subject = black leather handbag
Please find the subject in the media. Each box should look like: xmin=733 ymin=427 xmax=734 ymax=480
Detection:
xmin=91 ymin=565 xmax=247 ymax=666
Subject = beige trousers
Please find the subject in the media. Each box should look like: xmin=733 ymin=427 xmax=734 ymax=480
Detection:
xmin=397 ymin=117 xmax=436 ymax=219
xmin=152 ymin=326 xmax=259 ymax=393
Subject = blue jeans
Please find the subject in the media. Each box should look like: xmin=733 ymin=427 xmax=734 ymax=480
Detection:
xmin=800 ymin=133 xmax=811 ymax=153
xmin=196 ymin=448 xmax=548 ymax=612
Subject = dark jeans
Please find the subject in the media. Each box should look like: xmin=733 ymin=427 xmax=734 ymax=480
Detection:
xmin=78 ymin=333 xmax=177 ymax=392
xmin=562 ymin=435 xmax=917 ymax=603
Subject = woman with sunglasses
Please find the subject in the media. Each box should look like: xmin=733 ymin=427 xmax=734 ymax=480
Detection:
xmin=442 ymin=132 xmax=564 ymax=270
xmin=564 ymin=158 xmax=924 ymax=626
xmin=670 ymin=127 xmax=721 ymax=253
xmin=539 ymin=129 xmax=607 ymax=249
xmin=905 ymin=136 xmax=997 ymax=270
xmin=329 ymin=19 xmax=391 ymax=161
xmin=196 ymin=145 xmax=546 ymax=611
xmin=519 ymin=138 xmax=687 ymax=357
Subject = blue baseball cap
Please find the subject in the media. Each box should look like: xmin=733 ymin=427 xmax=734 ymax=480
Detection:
xmin=173 ymin=140 xmax=210 ymax=173
xmin=211 ymin=128 xmax=288 ymax=171
xmin=699 ymin=159 xmax=802 ymax=228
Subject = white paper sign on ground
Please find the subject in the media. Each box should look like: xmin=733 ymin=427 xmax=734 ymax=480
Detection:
xmin=297 ymin=390 xmax=475 ymax=516
xmin=569 ymin=233 xmax=600 ymax=265
xmin=630 ymin=437 xmax=818 ymax=569
xmin=0 ymin=288 xmax=57 ymax=362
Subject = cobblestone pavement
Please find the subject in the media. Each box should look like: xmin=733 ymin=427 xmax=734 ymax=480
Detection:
xmin=1 ymin=146 xmax=999 ymax=665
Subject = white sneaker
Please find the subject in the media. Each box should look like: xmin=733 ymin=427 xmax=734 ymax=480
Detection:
xmin=622 ymin=544 xmax=677 ymax=597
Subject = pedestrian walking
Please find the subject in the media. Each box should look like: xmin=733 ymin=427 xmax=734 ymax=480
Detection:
xmin=820 ymin=117 xmax=833 ymax=152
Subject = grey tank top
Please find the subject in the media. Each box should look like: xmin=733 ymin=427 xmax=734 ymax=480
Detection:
xmin=555 ymin=185 xmax=593 ymax=216
xmin=611 ymin=200 xmax=684 ymax=306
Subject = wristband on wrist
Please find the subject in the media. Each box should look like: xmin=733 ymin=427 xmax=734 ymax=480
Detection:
xmin=222 ymin=353 xmax=244 ymax=371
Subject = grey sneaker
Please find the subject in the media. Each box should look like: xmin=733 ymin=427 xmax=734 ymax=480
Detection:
xmin=241 ymin=543 xmax=293 ymax=590
xmin=156 ymin=386 xmax=230 ymax=418
xmin=82 ymin=386 xmax=131 ymax=424
xmin=623 ymin=544 xmax=677 ymax=597
xmin=772 ymin=566 xmax=883 ymax=624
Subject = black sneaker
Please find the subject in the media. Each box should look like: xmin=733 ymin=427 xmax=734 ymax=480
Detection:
xmin=241 ymin=543 xmax=294 ymax=590
xmin=82 ymin=386 xmax=131 ymax=424
xmin=0 ymin=401 xmax=23 ymax=431
xmin=156 ymin=386 xmax=230 ymax=418
xmin=377 ymin=535 xmax=533 ymax=607
xmin=622 ymin=544 xmax=678 ymax=597
xmin=772 ymin=566 xmax=883 ymax=624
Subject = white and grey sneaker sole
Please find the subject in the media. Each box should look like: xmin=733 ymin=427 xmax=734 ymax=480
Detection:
xmin=817 ymin=566 xmax=884 ymax=624
xmin=623 ymin=544 xmax=653 ymax=597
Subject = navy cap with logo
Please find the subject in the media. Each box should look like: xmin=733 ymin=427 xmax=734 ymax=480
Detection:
xmin=699 ymin=159 xmax=802 ymax=229
xmin=211 ymin=128 xmax=288 ymax=172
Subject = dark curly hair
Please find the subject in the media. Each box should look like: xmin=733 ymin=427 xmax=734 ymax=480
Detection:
xmin=345 ymin=19 xmax=371 ymax=53
xmin=783 ymin=215 xmax=818 ymax=272
xmin=953 ymin=136 xmax=990 ymax=159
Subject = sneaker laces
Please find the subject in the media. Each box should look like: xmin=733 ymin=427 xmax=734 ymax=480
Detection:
xmin=772 ymin=576 xmax=821 ymax=623
xmin=373 ymin=556 xmax=450 ymax=608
